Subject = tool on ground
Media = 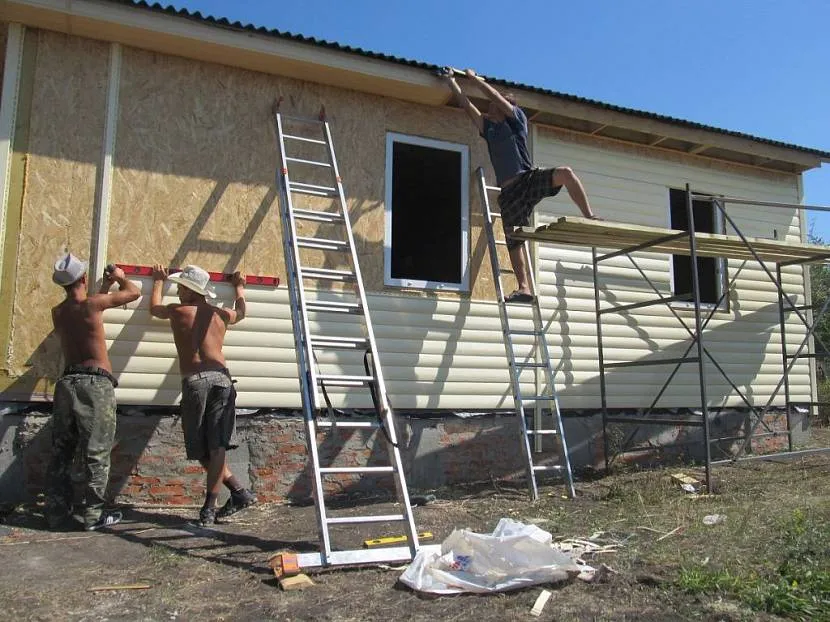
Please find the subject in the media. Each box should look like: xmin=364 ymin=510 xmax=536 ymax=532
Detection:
xmin=476 ymin=167 xmax=576 ymax=500
xmin=363 ymin=532 xmax=434 ymax=548
xmin=272 ymin=100 xmax=421 ymax=568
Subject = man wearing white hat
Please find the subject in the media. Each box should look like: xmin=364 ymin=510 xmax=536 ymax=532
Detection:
xmin=150 ymin=264 xmax=256 ymax=526
xmin=47 ymin=253 xmax=140 ymax=531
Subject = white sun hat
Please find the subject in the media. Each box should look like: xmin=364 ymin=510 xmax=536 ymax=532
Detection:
xmin=167 ymin=265 xmax=216 ymax=298
xmin=52 ymin=253 xmax=88 ymax=286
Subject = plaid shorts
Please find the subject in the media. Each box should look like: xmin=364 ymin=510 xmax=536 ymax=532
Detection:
xmin=498 ymin=167 xmax=562 ymax=249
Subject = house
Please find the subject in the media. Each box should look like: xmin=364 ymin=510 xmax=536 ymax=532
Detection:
xmin=0 ymin=0 xmax=827 ymax=501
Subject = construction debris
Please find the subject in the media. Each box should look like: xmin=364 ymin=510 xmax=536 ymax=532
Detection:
xmin=530 ymin=589 xmax=552 ymax=616
xmin=268 ymin=552 xmax=315 ymax=591
xmin=88 ymin=584 xmax=151 ymax=592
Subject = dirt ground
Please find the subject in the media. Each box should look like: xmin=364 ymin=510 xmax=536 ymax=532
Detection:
xmin=2 ymin=430 xmax=829 ymax=622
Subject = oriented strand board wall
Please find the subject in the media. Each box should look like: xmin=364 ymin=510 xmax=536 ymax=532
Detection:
xmin=8 ymin=31 xmax=108 ymax=381
xmin=532 ymin=125 xmax=808 ymax=407
xmin=108 ymin=47 xmax=494 ymax=297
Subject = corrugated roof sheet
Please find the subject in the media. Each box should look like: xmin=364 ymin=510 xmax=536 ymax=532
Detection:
xmin=103 ymin=0 xmax=830 ymax=160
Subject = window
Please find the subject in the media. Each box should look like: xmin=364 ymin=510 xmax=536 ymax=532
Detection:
xmin=669 ymin=188 xmax=725 ymax=306
xmin=384 ymin=133 xmax=469 ymax=291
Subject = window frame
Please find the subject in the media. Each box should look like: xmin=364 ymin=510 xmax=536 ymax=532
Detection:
xmin=384 ymin=132 xmax=470 ymax=292
xmin=667 ymin=188 xmax=728 ymax=311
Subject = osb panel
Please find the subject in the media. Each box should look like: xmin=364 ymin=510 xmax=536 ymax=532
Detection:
xmin=108 ymin=47 xmax=497 ymax=300
xmin=8 ymin=31 xmax=108 ymax=381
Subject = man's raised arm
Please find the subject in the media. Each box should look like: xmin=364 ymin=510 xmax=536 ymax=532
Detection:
xmin=149 ymin=264 xmax=171 ymax=319
xmin=93 ymin=266 xmax=140 ymax=310
xmin=444 ymin=68 xmax=483 ymax=133
xmin=464 ymin=68 xmax=515 ymax=119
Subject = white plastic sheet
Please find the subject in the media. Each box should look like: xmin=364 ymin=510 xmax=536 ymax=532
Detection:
xmin=399 ymin=518 xmax=581 ymax=594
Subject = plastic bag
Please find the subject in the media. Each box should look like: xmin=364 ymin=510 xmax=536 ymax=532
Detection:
xmin=399 ymin=518 xmax=581 ymax=594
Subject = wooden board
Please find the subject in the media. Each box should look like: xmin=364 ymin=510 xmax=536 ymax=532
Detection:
xmin=511 ymin=216 xmax=830 ymax=264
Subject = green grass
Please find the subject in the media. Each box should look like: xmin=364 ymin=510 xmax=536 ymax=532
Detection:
xmin=676 ymin=509 xmax=830 ymax=621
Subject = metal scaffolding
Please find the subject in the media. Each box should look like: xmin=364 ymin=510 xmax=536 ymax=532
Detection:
xmin=512 ymin=187 xmax=830 ymax=491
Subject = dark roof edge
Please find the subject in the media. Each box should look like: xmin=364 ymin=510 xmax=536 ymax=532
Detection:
xmin=105 ymin=0 xmax=830 ymax=161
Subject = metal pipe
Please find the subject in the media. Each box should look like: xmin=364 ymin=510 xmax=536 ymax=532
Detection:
xmin=692 ymin=195 xmax=830 ymax=213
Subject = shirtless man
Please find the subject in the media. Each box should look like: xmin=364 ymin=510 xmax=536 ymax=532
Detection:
xmin=150 ymin=264 xmax=256 ymax=525
xmin=46 ymin=254 xmax=140 ymax=531
xmin=445 ymin=68 xmax=600 ymax=303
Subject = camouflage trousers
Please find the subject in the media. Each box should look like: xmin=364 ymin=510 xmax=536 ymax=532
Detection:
xmin=45 ymin=373 xmax=117 ymax=528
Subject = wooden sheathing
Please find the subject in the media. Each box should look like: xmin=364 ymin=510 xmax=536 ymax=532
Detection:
xmin=7 ymin=31 xmax=109 ymax=394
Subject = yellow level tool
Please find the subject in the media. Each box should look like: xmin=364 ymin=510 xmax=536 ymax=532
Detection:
xmin=363 ymin=532 xmax=433 ymax=548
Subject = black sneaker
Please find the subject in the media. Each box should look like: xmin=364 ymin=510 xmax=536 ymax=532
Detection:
xmin=195 ymin=506 xmax=216 ymax=527
xmin=215 ymin=489 xmax=258 ymax=520
xmin=85 ymin=511 xmax=122 ymax=532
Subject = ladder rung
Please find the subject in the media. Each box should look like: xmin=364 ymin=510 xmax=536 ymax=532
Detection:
xmin=326 ymin=515 xmax=405 ymax=525
xmin=317 ymin=374 xmax=373 ymax=387
xmin=288 ymin=181 xmax=337 ymax=197
xmin=310 ymin=335 xmax=369 ymax=349
xmin=297 ymin=237 xmax=349 ymax=251
xmin=532 ymin=465 xmax=564 ymax=472
xmin=280 ymin=113 xmax=324 ymax=125
xmin=316 ymin=420 xmax=379 ymax=429
xmin=293 ymin=209 xmax=344 ymax=223
xmin=306 ymin=300 xmax=362 ymax=314
xmin=283 ymin=133 xmax=327 ymax=145
xmin=319 ymin=466 xmax=394 ymax=474
xmin=302 ymin=267 xmax=355 ymax=281
xmin=518 ymin=395 xmax=556 ymax=402
xmin=286 ymin=156 xmax=331 ymax=168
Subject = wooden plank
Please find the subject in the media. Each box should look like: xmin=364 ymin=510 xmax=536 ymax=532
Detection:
xmin=510 ymin=216 xmax=830 ymax=264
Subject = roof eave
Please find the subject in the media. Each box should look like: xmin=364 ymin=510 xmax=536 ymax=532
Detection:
xmin=0 ymin=0 xmax=823 ymax=173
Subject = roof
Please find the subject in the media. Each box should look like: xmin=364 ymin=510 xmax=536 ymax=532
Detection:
xmin=102 ymin=1 xmax=830 ymax=165
xmin=2 ymin=0 xmax=826 ymax=172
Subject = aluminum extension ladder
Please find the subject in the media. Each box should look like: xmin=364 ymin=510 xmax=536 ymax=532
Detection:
xmin=476 ymin=167 xmax=575 ymax=500
xmin=273 ymin=103 xmax=420 ymax=568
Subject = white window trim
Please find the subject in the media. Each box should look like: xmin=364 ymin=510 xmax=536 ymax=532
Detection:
xmin=667 ymin=189 xmax=727 ymax=311
xmin=384 ymin=132 xmax=470 ymax=291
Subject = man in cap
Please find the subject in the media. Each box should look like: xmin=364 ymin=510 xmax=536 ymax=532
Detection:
xmin=444 ymin=68 xmax=601 ymax=303
xmin=47 ymin=254 xmax=140 ymax=531
xmin=149 ymin=264 xmax=256 ymax=525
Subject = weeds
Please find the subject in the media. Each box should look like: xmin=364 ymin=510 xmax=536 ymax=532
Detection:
xmin=677 ymin=509 xmax=830 ymax=620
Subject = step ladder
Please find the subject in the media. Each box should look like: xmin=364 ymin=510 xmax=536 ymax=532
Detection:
xmin=272 ymin=102 xmax=421 ymax=568
xmin=476 ymin=167 xmax=575 ymax=501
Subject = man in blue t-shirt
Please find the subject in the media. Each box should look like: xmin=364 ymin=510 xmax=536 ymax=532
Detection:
xmin=445 ymin=68 xmax=601 ymax=303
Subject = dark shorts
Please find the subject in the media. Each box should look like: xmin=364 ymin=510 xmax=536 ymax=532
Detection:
xmin=180 ymin=369 xmax=238 ymax=461
xmin=498 ymin=167 xmax=562 ymax=249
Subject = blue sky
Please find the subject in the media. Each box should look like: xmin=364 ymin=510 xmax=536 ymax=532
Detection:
xmin=172 ymin=0 xmax=830 ymax=239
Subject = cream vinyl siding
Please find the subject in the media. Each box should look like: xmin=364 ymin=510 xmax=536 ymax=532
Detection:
xmin=531 ymin=127 xmax=810 ymax=409
xmin=107 ymin=280 xmax=525 ymax=409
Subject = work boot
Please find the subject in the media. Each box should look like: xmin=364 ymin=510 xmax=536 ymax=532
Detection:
xmin=215 ymin=489 xmax=258 ymax=520
xmin=85 ymin=511 xmax=122 ymax=532
xmin=195 ymin=506 xmax=216 ymax=527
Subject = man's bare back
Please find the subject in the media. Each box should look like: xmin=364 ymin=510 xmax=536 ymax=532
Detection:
xmin=52 ymin=300 xmax=111 ymax=371
xmin=149 ymin=265 xmax=246 ymax=376
xmin=165 ymin=302 xmax=233 ymax=375
xmin=51 ymin=265 xmax=141 ymax=372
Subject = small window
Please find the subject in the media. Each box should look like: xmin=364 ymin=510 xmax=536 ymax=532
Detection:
xmin=669 ymin=188 xmax=725 ymax=306
xmin=384 ymin=133 xmax=469 ymax=291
